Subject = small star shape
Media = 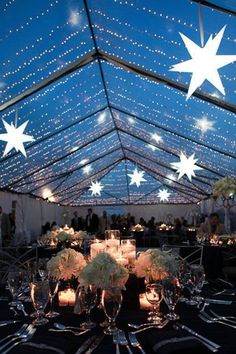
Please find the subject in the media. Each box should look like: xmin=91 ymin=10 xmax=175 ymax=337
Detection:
xmin=151 ymin=133 xmax=163 ymax=144
xmin=171 ymin=152 xmax=203 ymax=181
xmin=170 ymin=25 xmax=236 ymax=99
xmin=83 ymin=165 xmax=92 ymax=175
xmin=0 ymin=119 xmax=34 ymax=157
xmin=89 ymin=181 xmax=104 ymax=196
xmin=128 ymin=167 xmax=147 ymax=187
xmin=158 ymin=189 xmax=171 ymax=202
xmin=195 ymin=117 xmax=215 ymax=133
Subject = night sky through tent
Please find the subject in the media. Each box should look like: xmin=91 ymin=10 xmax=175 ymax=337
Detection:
xmin=0 ymin=0 xmax=235 ymax=206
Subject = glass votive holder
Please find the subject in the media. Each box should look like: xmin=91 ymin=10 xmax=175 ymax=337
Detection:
xmin=105 ymin=230 xmax=121 ymax=240
xmin=121 ymin=239 xmax=136 ymax=262
xmin=90 ymin=239 xmax=106 ymax=259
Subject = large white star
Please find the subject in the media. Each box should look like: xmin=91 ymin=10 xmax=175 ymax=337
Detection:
xmin=89 ymin=181 xmax=104 ymax=196
xmin=158 ymin=188 xmax=171 ymax=202
xmin=195 ymin=117 xmax=215 ymax=133
xmin=128 ymin=167 xmax=147 ymax=187
xmin=171 ymin=152 xmax=203 ymax=181
xmin=170 ymin=26 xmax=236 ymax=99
xmin=0 ymin=119 xmax=34 ymax=157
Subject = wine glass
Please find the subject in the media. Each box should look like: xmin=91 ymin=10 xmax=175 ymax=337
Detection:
xmin=163 ymin=276 xmax=180 ymax=320
xmin=78 ymin=285 xmax=97 ymax=330
xmin=38 ymin=258 xmax=48 ymax=280
xmin=7 ymin=269 xmax=23 ymax=306
xmin=46 ymin=277 xmax=59 ymax=318
xmin=30 ymin=279 xmax=50 ymax=326
xmin=102 ymin=287 xmax=122 ymax=335
xmin=190 ymin=264 xmax=205 ymax=303
xmin=145 ymin=281 xmax=163 ymax=324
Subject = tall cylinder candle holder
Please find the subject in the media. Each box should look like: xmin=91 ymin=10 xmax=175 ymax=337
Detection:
xmin=121 ymin=239 xmax=136 ymax=263
xmin=105 ymin=230 xmax=120 ymax=258
xmin=90 ymin=239 xmax=106 ymax=258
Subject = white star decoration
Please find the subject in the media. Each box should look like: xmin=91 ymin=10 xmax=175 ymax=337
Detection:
xmin=195 ymin=117 xmax=215 ymax=133
xmin=158 ymin=189 xmax=171 ymax=202
xmin=171 ymin=152 xmax=203 ymax=181
xmin=0 ymin=119 xmax=34 ymax=157
xmin=151 ymin=133 xmax=163 ymax=144
xmin=170 ymin=26 xmax=236 ymax=99
xmin=83 ymin=165 xmax=92 ymax=175
xmin=89 ymin=181 xmax=104 ymax=196
xmin=128 ymin=167 xmax=147 ymax=187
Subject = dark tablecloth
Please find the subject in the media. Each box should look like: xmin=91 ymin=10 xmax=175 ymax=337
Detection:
xmin=0 ymin=277 xmax=236 ymax=354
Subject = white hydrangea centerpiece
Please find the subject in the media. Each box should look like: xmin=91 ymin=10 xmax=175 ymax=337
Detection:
xmin=213 ymin=177 xmax=236 ymax=199
xmin=134 ymin=249 xmax=178 ymax=281
xmin=47 ymin=248 xmax=86 ymax=280
xmin=78 ymin=252 xmax=129 ymax=290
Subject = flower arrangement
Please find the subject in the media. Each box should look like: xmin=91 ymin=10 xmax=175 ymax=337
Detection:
xmin=131 ymin=224 xmax=145 ymax=232
xmin=58 ymin=228 xmax=75 ymax=242
xmin=78 ymin=252 xmax=129 ymax=289
xmin=213 ymin=177 xmax=236 ymax=199
xmin=47 ymin=248 xmax=86 ymax=280
xmin=134 ymin=249 xmax=178 ymax=281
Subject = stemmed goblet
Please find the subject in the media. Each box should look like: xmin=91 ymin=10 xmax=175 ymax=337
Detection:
xmin=46 ymin=277 xmax=59 ymax=318
xmin=7 ymin=269 xmax=23 ymax=306
xmin=163 ymin=276 xmax=180 ymax=321
xmin=30 ymin=279 xmax=50 ymax=326
xmin=102 ymin=287 xmax=122 ymax=335
xmin=78 ymin=284 xmax=97 ymax=330
xmin=145 ymin=280 xmax=163 ymax=324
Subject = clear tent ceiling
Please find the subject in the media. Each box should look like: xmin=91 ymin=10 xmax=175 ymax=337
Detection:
xmin=0 ymin=0 xmax=235 ymax=206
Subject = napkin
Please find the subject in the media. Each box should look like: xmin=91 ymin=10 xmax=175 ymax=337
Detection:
xmin=145 ymin=329 xmax=211 ymax=354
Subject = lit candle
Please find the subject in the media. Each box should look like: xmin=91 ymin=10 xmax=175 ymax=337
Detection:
xmin=58 ymin=289 xmax=76 ymax=306
xmin=139 ymin=294 xmax=152 ymax=310
xmin=90 ymin=239 xmax=106 ymax=258
xmin=121 ymin=239 xmax=136 ymax=261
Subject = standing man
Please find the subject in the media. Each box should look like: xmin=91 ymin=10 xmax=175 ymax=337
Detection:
xmin=71 ymin=211 xmax=84 ymax=231
xmin=0 ymin=206 xmax=11 ymax=247
xmin=85 ymin=208 xmax=99 ymax=233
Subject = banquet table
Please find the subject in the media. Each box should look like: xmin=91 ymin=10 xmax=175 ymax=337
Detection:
xmin=0 ymin=278 xmax=236 ymax=354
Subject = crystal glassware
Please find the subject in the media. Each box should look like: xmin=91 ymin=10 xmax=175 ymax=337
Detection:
xmin=163 ymin=276 xmax=180 ymax=321
xmin=7 ymin=269 xmax=23 ymax=306
xmin=30 ymin=279 xmax=50 ymax=326
xmin=46 ymin=277 xmax=59 ymax=318
xmin=78 ymin=284 xmax=97 ymax=330
xmin=38 ymin=258 xmax=48 ymax=280
xmin=102 ymin=287 xmax=122 ymax=335
xmin=145 ymin=281 xmax=163 ymax=324
xmin=190 ymin=264 xmax=205 ymax=303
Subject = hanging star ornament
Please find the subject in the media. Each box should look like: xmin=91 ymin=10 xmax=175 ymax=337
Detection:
xmin=89 ymin=181 xmax=104 ymax=196
xmin=195 ymin=117 xmax=215 ymax=133
xmin=158 ymin=188 xmax=171 ymax=202
xmin=0 ymin=119 xmax=34 ymax=157
xmin=128 ymin=167 xmax=147 ymax=187
xmin=171 ymin=152 xmax=203 ymax=181
xmin=170 ymin=26 xmax=236 ymax=99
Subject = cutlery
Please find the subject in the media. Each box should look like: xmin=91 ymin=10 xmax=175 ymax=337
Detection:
xmin=128 ymin=332 xmax=146 ymax=354
xmin=49 ymin=328 xmax=89 ymax=336
xmin=209 ymin=310 xmax=236 ymax=324
xmin=2 ymin=327 xmax=36 ymax=354
xmin=21 ymin=342 xmax=65 ymax=354
xmin=113 ymin=332 xmax=120 ymax=354
xmin=176 ymin=323 xmax=220 ymax=349
xmin=54 ymin=322 xmax=85 ymax=331
xmin=17 ymin=303 xmax=29 ymax=317
xmin=75 ymin=335 xmax=98 ymax=354
xmin=205 ymin=298 xmax=232 ymax=305
xmin=217 ymin=278 xmax=234 ymax=288
xmin=154 ymin=335 xmax=218 ymax=353
xmin=131 ymin=319 xmax=169 ymax=334
xmin=199 ymin=313 xmax=236 ymax=329
xmin=118 ymin=330 xmax=133 ymax=354
xmin=0 ymin=324 xmax=28 ymax=345
xmin=0 ymin=320 xmax=20 ymax=326
xmin=128 ymin=322 xmax=156 ymax=329
xmin=212 ymin=289 xmax=236 ymax=296
xmin=10 ymin=307 xmax=18 ymax=316
xmin=0 ymin=325 xmax=34 ymax=352
xmin=84 ymin=334 xmax=105 ymax=354
xmin=210 ymin=310 xmax=236 ymax=321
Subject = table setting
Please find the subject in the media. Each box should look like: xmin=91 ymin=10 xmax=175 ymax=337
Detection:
xmin=0 ymin=231 xmax=236 ymax=354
